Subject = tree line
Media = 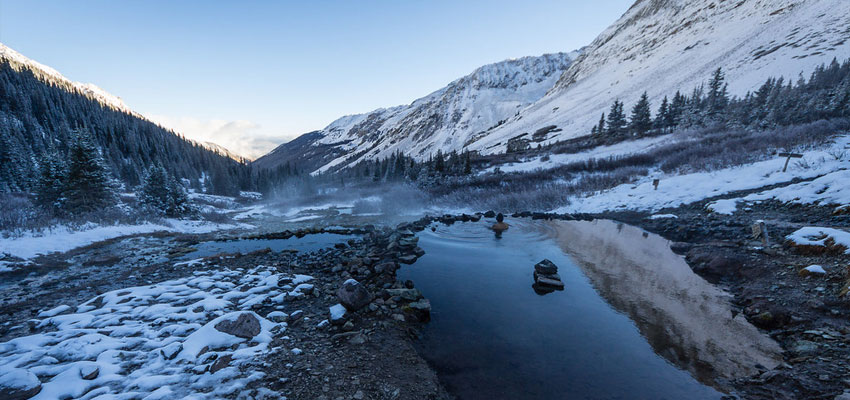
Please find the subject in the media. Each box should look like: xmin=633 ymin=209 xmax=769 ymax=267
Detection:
xmin=590 ymin=58 xmax=850 ymax=138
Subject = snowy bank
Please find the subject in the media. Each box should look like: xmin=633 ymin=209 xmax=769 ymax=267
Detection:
xmin=0 ymin=219 xmax=252 ymax=260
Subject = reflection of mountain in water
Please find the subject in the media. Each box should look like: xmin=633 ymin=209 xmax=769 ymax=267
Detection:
xmin=548 ymin=219 xmax=781 ymax=389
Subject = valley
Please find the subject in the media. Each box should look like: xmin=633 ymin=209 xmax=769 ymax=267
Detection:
xmin=2 ymin=0 xmax=850 ymax=399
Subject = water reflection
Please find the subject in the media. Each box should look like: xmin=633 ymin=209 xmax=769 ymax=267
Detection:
xmin=400 ymin=220 xmax=724 ymax=400
xmin=548 ymin=219 xmax=782 ymax=387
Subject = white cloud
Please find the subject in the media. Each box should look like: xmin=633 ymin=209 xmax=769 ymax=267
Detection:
xmin=144 ymin=114 xmax=287 ymax=160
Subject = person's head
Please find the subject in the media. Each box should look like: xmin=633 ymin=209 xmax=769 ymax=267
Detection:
xmin=496 ymin=213 xmax=504 ymax=223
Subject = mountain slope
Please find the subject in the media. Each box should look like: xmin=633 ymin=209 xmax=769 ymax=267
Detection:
xmin=0 ymin=43 xmax=250 ymax=194
xmin=255 ymin=52 xmax=580 ymax=173
xmin=468 ymin=0 xmax=850 ymax=154
xmin=0 ymin=44 xmax=134 ymax=114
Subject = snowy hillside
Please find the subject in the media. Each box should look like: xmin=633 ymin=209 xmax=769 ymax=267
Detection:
xmin=469 ymin=0 xmax=850 ymax=154
xmin=0 ymin=43 xmax=134 ymax=114
xmin=255 ymin=52 xmax=580 ymax=174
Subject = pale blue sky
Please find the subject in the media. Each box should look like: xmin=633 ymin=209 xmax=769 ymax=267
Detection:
xmin=0 ymin=0 xmax=633 ymax=157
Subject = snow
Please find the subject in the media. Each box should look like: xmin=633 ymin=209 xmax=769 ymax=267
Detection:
xmin=787 ymin=227 xmax=850 ymax=254
xmin=648 ymin=214 xmax=678 ymax=220
xmin=803 ymin=265 xmax=827 ymax=275
xmin=743 ymin=169 xmax=850 ymax=207
xmin=37 ymin=305 xmax=71 ymax=318
xmin=0 ymin=264 xmax=309 ymax=399
xmin=556 ymin=136 xmax=850 ymax=214
xmin=0 ymin=367 xmax=40 ymax=391
xmin=0 ymin=219 xmax=252 ymax=260
xmin=480 ymin=134 xmax=676 ymax=175
xmin=706 ymin=199 xmax=738 ymax=215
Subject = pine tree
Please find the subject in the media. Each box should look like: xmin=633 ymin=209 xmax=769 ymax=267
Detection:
xmin=595 ymin=113 xmax=605 ymax=135
xmin=139 ymin=165 xmax=191 ymax=217
xmin=63 ymin=131 xmax=116 ymax=215
xmin=605 ymin=100 xmax=627 ymax=136
xmin=707 ymin=67 xmax=729 ymax=117
xmin=654 ymin=96 xmax=670 ymax=129
xmin=629 ymin=92 xmax=652 ymax=135
xmin=34 ymin=152 xmax=66 ymax=212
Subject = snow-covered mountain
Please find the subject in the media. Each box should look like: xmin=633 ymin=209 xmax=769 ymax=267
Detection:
xmin=468 ymin=0 xmax=850 ymax=154
xmin=255 ymin=52 xmax=580 ymax=173
xmin=260 ymin=0 xmax=850 ymax=171
xmin=0 ymin=43 xmax=135 ymax=115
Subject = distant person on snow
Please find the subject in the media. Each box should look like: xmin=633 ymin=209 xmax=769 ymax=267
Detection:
xmin=491 ymin=213 xmax=509 ymax=234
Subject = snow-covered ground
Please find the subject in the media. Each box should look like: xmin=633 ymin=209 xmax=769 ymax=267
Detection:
xmin=0 ymin=263 xmax=312 ymax=399
xmin=787 ymin=227 xmax=850 ymax=255
xmin=556 ymin=136 xmax=850 ymax=214
xmin=0 ymin=219 xmax=252 ymax=260
xmin=481 ymin=134 xmax=677 ymax=175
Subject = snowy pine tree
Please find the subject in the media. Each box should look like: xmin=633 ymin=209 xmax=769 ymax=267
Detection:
xmin=605 ymin=100 xmax=627 ymax=137
xmin=140 ymin=165 xmax=192 ymax=218
xmin=62 ymin=131 xmax=116 ymax=215
xmin=629 ymin=92 xmax=652 ymax=135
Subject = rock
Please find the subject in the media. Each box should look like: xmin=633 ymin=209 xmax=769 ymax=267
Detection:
xmin=833 ymin=204 xmax=850 ymax=216
xmin=343 ymin=321 xmax=355 ymax=331
xmin=789 ymin=340 xmax=818 ymax=356
xmin=337 ymin=279 xmax=372 ymax=311
xmin=0 ymin=368 xmax=42 ymax=400
xmin=404 ymin=280 xmax=415 ymax=289
xmin=267 ymin=311 xmax=289 ymax=323
xmin=751 ymin=221 xmax=769 ymax=245
xmin=484 ymin=210 xmax=496 ymax=218
xmin=686 ymin=247 xmax=742 ymax=280
xmin=210 ymin=354 xmax=233 ymax=373
xmin=413 ymin=247 xmax=426 ymax=257
xmin=406 ymin=299 xmax=431 ymax=322
xmin=534 ymin=273 xmax=565 ymax=290
xmin=374 ymin=262 xmax=397 ymax=274
xmin=532 ymin=283 xmax=556 ymax=296
xmin=353 ymin=390 xmax=365 ymax=399
xmin=214 ymin=313 xmax=261 ymax=339
xmin=288 ymin=310 xmax=304 ymax=322
xmin=669 ymin=242 xmax=692 ymax=255
xmin=385 ymin=288 xmax=422 ymax=301
xmin=329 ymin=304 xmax=347 ymax=325
xmin=80 ymin=365 xmax=99 ymax=380
xmin=398 ymin=255 xmax=418 ymax=264
xmin=160 ymin=343 xmax=183 ymax=360
xmin=799 ymin=264 xmax=827 ymax=276
xmin=834 ymin=390 xmax=850 ymax=400
xmin=534 ymin=259 xmax=558 ymax=275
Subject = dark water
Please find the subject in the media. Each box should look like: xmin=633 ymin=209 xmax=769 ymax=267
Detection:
xmin=181 ymin=233 xmax=355 ymax=259
xmin=398 ymin=219 xmax=733 ymax=400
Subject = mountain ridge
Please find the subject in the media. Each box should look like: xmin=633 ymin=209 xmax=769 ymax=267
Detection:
xmin=255 ymin=51 xmax=580 ymax=174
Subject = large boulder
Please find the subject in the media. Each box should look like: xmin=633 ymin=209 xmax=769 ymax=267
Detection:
xmin=337 ymin=279 xmax=372 ymax=311
xmin=0 ymin=368 xmax=42 ymax=400
xmin=214 ymin=313 xmax=261 ymax=339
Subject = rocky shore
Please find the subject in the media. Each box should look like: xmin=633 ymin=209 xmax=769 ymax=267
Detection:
xmin=1 ymin=196 xmax=849 ymax=399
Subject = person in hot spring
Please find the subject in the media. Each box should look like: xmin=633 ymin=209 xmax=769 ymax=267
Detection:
xmin=491 ymin=213 xmax=509 ymax=236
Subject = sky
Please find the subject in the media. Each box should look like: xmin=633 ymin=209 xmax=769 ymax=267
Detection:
xmin=0 ymin=0 xmax=633 ymax=159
